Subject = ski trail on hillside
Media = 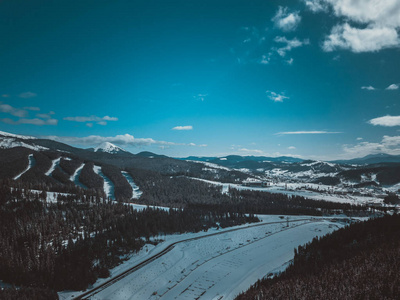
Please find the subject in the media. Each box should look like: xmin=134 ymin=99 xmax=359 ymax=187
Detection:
xmin=70 ymin=163 xmax=87 ymax=189
xmin=93 ymin=166 xmax=115 ymax=200
xmin=121 ymin=171 xmax=142 ymax=199
xmin=45 ymin=157 xmax=61 ymax=176
xmin=14 ymin=154 xmax=35 ymax=180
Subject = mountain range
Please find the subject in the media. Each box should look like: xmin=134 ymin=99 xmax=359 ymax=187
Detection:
xmin=1 ymin=130 xmax=400 ymax=200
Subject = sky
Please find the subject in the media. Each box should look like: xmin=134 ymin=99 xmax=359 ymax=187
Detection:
xmin=1 ymin=0 xmax=400 ymax=160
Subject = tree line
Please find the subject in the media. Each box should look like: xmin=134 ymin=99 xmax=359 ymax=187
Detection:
xmin=236 ymin=213 xmax=400 ymax=299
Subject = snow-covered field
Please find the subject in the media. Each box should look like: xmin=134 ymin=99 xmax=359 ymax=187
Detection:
xmin=59 ymin=216 xmax=347 ymax=300
xmin=187 ymin=177 xmax=382 ymax=205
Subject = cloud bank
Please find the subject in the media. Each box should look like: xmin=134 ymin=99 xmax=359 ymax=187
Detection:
xmin=306 ymin=0 xmax=400 ymax=52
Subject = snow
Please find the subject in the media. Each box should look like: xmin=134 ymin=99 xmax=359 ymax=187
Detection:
xmin=93 ymin=165 xmax=115 ymax=200
xmin=0 ymin=130 xmax=36 ymax=140
xmin=127 ymin=203 xmax=171 ymax=212
xmin=59 ymin=216 xmax=346 ymax=300
xmin=28 ymin=189 xmax=73 ymax=203
xmin=13 ymin=154 xmax=35 ymax=180
xmin=186 ymin=177 xmax=382 ymax=205
xmin=70 ymin=164 xmax=87 ymax=189
xmin=121 ymin=171 xmax=143 ymax=199
xmin=0 ymin=137 xmax=48 ymax=151
xmin=95 ymin=142 xmax=125 ymax=154
xmin=45 ymin=157 xmax=61 ymax=176
xmin=189 ymin=160 xmax=232 ymax=171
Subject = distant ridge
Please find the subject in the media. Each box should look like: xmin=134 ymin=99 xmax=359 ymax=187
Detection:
xmin=332 ymin=153 xmax=400 ymax=165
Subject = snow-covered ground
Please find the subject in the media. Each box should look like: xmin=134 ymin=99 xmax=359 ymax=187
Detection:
xmin=189 ymin=160 xmax=232 ymax=171
xmin=121 ymin=171 xmax=142 ymax=199
xmin=59 ymin=215 xmax=347 ymax=300
xmin=13 ymin=154 xmax=35 ymax=180
xmin=93 ymin=165 xmax=115 ymax=200
xmin=127 ymin=203 xmax=170 ymax=212
xmin=45 ymin=157 xmax=61 ymax=176
xmin=187 ymin=177 xmax=382 ymax=205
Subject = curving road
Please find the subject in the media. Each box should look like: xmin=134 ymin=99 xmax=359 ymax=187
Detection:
xmin=74 ymin=218 xmax=313 ymax=299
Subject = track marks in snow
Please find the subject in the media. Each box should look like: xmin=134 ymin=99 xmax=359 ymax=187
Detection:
xmin=13 ymin=154 xmax=35 ymax=180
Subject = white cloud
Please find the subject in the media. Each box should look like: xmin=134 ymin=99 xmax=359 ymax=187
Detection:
xmin=286 ymin=58 xmax=294 ymax=65
xmin=239 ymin=148 xmax=264 ymax=154
xmin=43 ymin=133 xmax=204 ymax=148
xmin=274 ymin=36 xmax=309 ymax=56
xmin=343 ymin=135 xmax=400 ymax=157
xmin=266 ymin=90 xmax=289 ymax=102
xmin=272 ymin=7 xmax=301 ymax=32
xmin=288 ymin=146 xmax=296 ymax=150
xmin=316 ymin=1 xmax=400 ymax=52
xmin=18 ymin=92 xmax=37 ymax=98
xmin=172 ymin=125 xmax=193 ymax=130
xmin=45 ymin=134 xmax=176 ymax=147
xmin=259 ymin=54 xmax=271 ymax=65
xmin=23 ymin=106 xmax=41 ymax=111
xmin=36 ymin=113 xmax=53 ymax=119
xmin=325 ymin=0 xmax=400 ymax=27
xmin=1 ymin=118 xmax=58 ymax=126
xmin=276 ymin=131 xmax=342 ymax=135
xmin=356 ymin=137 xmax=363 ymax=141
xmin=369 ymin=115 xmax=400 ymax=127
xmin=323 ymin=23 xmax=400 ymax=52
xmin=361 ymin=86 xmax=376 ymax=90
xmin=86 ymin=123 xmax=93 ymax=128
xmin=193 ymin=94 xmax=208 ymax=101
xmin=303 ymin=0 xmax=329 ymax=12
xmin=63 ymin=115 xmax=118 ymax=122
xmin=0 ymin=104 xmax=28 ymax=117
xmin=386 ymin=83 xmax=399 ymax=90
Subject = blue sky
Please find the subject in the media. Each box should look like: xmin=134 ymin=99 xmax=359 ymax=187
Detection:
xmin=1 ymin=0 xmax=400 ymax=159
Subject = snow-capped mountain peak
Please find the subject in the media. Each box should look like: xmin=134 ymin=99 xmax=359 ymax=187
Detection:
xmin=94 ymin=142 xmax=125 ymax=154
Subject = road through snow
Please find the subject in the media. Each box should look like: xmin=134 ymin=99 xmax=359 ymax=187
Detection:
xmin=70 ymin=218 xmax=344 ymax=300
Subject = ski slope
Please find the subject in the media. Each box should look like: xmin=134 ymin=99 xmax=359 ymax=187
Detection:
xmin=45 ymin=157 xmax=61 ymax=176
xmin=121 ymin=171 xmax=142 ymax=199
xmin=13 ymin=154 xmax=35 ymax=180
xmin=70 ymin=163 xmax=87 ymax=189
xmin=93 ymin=165 xmax=115 ymax=200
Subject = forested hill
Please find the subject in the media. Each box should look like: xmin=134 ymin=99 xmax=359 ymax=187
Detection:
xmin=0 ymin=131 xmax=255 ymax=201
xmin=0 ymin=182 xmax=259 ymax=298
xmin=236 ymin=213 xmax=400 ymax=299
